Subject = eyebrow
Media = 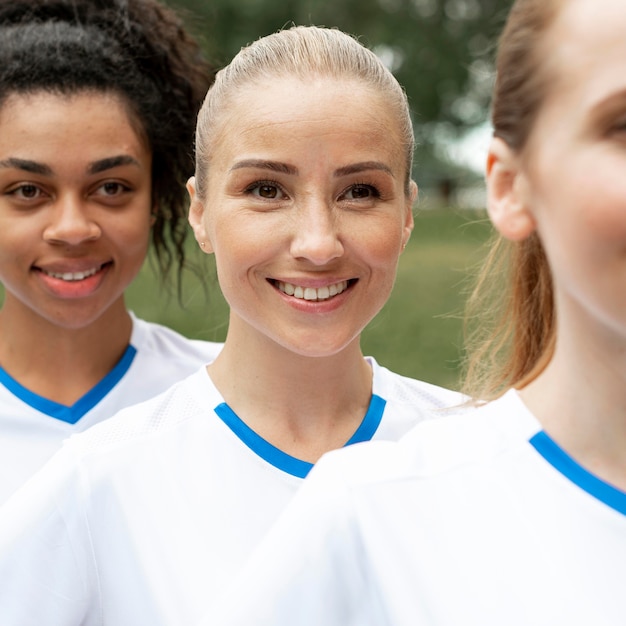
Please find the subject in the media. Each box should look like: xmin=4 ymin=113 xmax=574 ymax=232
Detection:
xmin=334 ymin=161 xmax=394 ymax=178
xmin=229 ymin=159 xmax=394 ymax=177
xmin=0 ymin=155 xmax=140 ymax=176
xmin=87 ymin=155 xmax=141 ymax=175
xmin=230 ymin=160 xmax=298 ymax=175
xmin=0 ymin=158 xmax=52 ymax=175
xmin=588 ymin=89 xmax=626 ymax=129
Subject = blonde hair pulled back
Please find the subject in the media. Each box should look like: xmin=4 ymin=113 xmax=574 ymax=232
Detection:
xmin=193 ymin=25 xmax=414 ymax=200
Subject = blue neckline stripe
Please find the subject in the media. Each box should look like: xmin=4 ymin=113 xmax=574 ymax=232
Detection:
xmin=345 ymin=394 xmax=386 ymax=445
xmin=0 ymin=345 xmax=137 ymax=425
xmin=530 ymin=430 xmax=626 ymax=516
xmin=214 ymin=393 xmax=387 ymax=479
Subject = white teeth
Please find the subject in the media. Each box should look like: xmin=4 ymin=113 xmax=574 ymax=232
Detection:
xmin=317 ymin=286 xmax=330 ymax=300
xmin=277 ymin=280 xmax=349 ymax=301
xmin=45 ymin=267 xmax=99 ymax=281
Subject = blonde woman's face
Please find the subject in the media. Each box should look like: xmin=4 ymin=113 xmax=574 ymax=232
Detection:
xmin=515 ymin=0 xmax=626 ymax=344
xmin=190 ymin=76 xmax=415 ymax=357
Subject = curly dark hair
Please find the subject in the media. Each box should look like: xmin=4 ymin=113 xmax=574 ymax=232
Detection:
xmin=0 ymin=0 xmax=214 ymax=285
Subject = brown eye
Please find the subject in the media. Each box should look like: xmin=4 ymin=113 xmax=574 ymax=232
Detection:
xmin=103 ymin=182 xmax=122 ymax=195
xmin=16 ymin=184 xmax=41 ymax=199
xmin=258 ymin=184 xmax=278 ymax=199
xmin=349 ymin=186 xmax=372 ymax=199
xmin=246 ymin=181 xmax=286 ymax=200
xmin=342 ymin=184 xmax=379 ymax=200
xmin=96 ymin=181 xmax=130 ymax=196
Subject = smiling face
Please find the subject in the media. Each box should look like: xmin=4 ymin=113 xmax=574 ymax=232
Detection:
xmin=0 ymin=91 xmax=153 ymax=330
xmin=189 ymin=76 xmax=415 ymax=357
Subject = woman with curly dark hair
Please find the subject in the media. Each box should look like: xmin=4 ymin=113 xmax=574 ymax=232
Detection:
xmin=0 ymin=0 xmax=220 ymax=504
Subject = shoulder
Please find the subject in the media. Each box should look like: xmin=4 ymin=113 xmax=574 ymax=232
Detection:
xmin=65 ymin=367 xmax=214 ymax=458
xmin=313 ymin=389 xmax=541 ymax=492
xmin=368 ymin=356 xmax=466 ymax=412
xmin=398 ymin=389 xmax=542 ymax=474
xmin=130 ymin=315 xmax=223 ymax=365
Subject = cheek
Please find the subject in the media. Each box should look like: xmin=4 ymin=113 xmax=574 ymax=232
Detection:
xmin=583 ymin=191 xmax=626 ymax=241
xmin=561 ymin=188 xmax=626 ymax=248
xmin=209 ymin=217 xmax=272 ymax=279
xmin=104 ymin=210 xmax=153 ymax=273
xmin=351 ymin=217 xmax=405 ymax=267
xmin=115 ymin=204 xmax=153 ymax=242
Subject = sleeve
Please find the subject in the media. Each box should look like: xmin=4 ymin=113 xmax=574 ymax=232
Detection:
xmin=0 ymin=444 xmax=101 ymax=626
xmin=204 ymin=451 xmax=388 ymax=626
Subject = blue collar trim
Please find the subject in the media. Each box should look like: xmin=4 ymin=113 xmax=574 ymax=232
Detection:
xmin=0 ymin=345 xmax=137 ymax=425
xmin=214 ymin=393 xmax=387 ymax=479
xmin=530 ymin=430 xmax=626 ymax=516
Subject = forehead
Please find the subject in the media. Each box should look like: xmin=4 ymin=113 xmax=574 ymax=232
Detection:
xmin=0 ymin=90 xmax=147 ymax=145
xmin=212 ymin=76 xmax=404 ymax=165
xmin=0 ymin=91 xmax=151 ymax=170
xmin=542 ymin=0 xmax=626 ymax=105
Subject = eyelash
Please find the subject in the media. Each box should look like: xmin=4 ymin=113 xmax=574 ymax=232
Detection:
xmin=610 ymin=120 xmax=626 ymax=133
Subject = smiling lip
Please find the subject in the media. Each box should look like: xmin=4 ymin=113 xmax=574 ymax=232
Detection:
xmin=33 ymin=261 xmax=113 ymax=299
xmin=272 ymin=279 xmax=353 ymax=301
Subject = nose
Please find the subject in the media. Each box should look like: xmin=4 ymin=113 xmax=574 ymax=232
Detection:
xmin=289 ymin=199 xmax=344 ymax=265
xmin=43 ymin=195 xmax=101 ymax=245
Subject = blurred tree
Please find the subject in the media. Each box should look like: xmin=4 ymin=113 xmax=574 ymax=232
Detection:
xmin=167 ymin=0 xmax=511 ymax=132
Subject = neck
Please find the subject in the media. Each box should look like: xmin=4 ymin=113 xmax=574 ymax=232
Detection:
xmin=519 ymin=311 xmax=626 ymax=491
xmin=208 ymin=321 xmax=373 ymax=463
xmin=0 ymin=297 xmax=132 ymax=405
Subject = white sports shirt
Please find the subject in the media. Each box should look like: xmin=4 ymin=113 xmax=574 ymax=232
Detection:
xmin=210 ymin=389 xmax=626 ymax=626
xmin=0 ymin=314 xmax=222 ymax=504
xmin=0 ymin=358 xmax=460 ymax=626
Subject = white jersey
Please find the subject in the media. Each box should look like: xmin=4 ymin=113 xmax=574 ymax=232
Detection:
xmin=0 ymin=314 xmax=222 ymax=504
xmin=209 ymin=389 xmax=626 ymax=626
xmin=0 ymin=358 xmax=460 ymax=626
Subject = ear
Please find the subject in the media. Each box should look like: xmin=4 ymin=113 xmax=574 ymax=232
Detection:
xmin=486 ymin=137 xmax=536 ymax=241
xmin=402 ymin=180 xmax=417 ymax=249
xmin=187 ymin=176 xmax=214 ymax=254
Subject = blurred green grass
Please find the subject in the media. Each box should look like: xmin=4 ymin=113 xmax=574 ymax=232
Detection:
xmin=125 ymin=206 xmax=494 ymax=391
xmin=0 ymin=207 xmax=493 ymax=391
